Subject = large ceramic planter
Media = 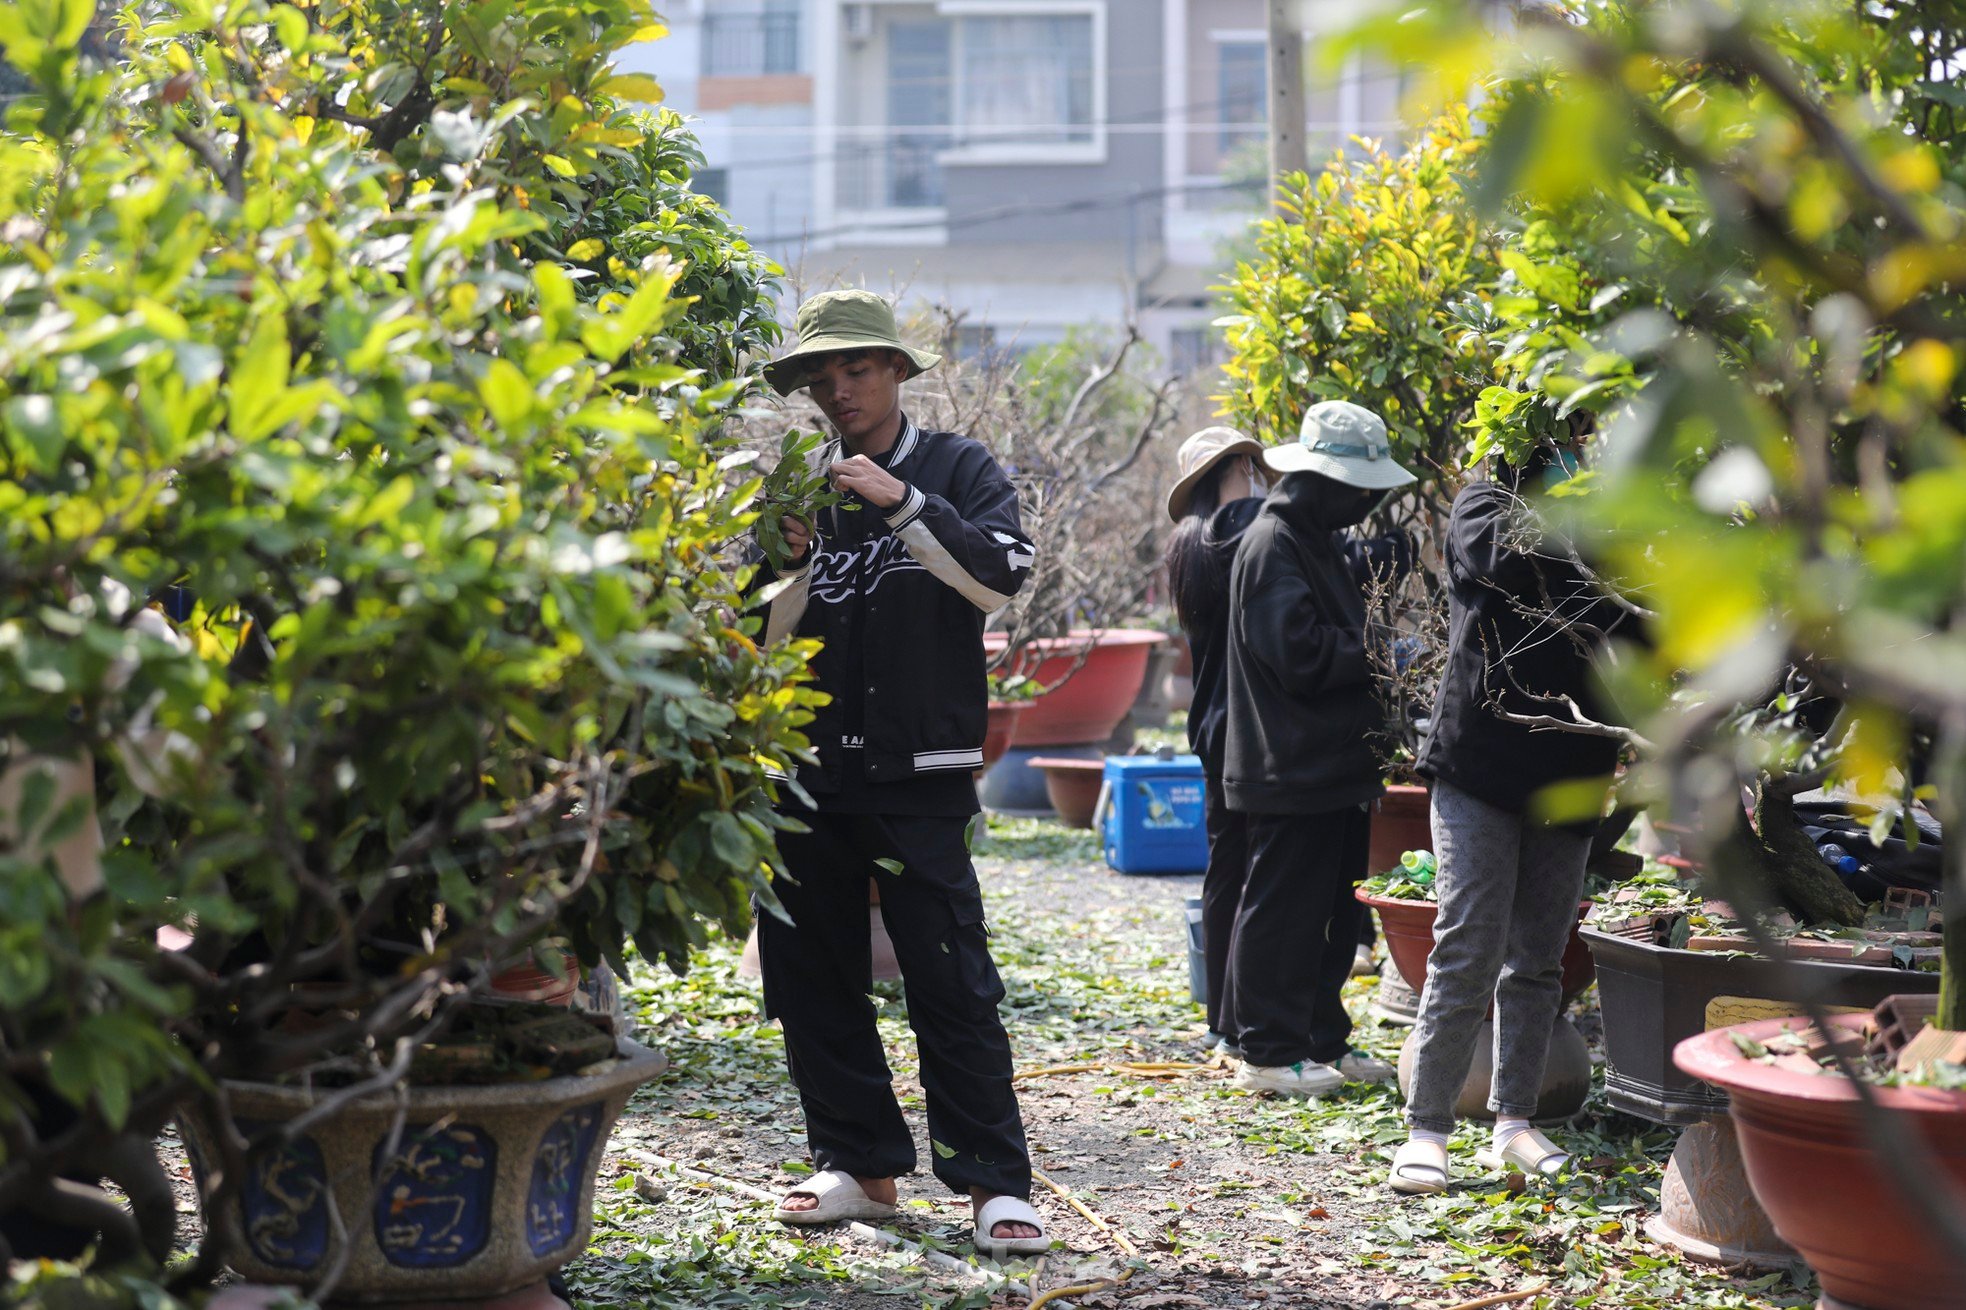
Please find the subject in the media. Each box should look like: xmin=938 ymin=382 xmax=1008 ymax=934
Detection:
xmin=1358 ymin=890 xmax=1597 ymax=1122
xmin=983 ymin=629 xmax=1165 ymax=748
xmin=1356 ymin=890 xmax=1597 ymax=1010
xmin=1028 ymin=756 xmax=1106 ymax=829
xmin=1583 ymin=924 xmax=1940 ymax=1125
xmin=1166 ymin=633 xmax=1194 ymax=714
xmin=179 ymin=1040 xmax=666 ymax=1303
xmin=1367 ymin=784 xmax=1432 ymax=878
xmin=1676 ymin=1014 xmax=1966 ymax=1310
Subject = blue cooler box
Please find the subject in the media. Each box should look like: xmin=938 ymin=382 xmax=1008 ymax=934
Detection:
xmin=1098 ymin=754 xmax=1209 ymax=875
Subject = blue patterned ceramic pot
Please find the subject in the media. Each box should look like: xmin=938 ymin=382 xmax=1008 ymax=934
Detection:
xmin=179 ymin=1038 xmax=665 ymax=1302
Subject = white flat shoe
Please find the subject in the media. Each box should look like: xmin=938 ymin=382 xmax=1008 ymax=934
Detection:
xmin=1233 ymin=1060 xmax=1343 ymax=1098
xmin=773 ymin=1169 xmax=898 ymax=1225
xmin=973 ymin=1194 xmax=1050 ymax=1260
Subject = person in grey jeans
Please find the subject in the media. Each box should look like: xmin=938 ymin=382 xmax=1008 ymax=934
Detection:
xmin=1389 ymin=440 xmax=1625 ymax=1194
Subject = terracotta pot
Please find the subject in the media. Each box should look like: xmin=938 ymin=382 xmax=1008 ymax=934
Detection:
xmin=981 ymin=701 xmax=1029 ymax=772
xmin=1356 ymin=889 xmax=1596 ymax=1011
xmin=180 ymin=1041 xmax=666 ymax=1301
xmin=1367 ymin=783 xmax=1432 ymax=877
xmin=1675 ymin=1013 xmax=1966 ymax=1310
xmin=983 ymin=629 xmax=1165 ymax=747
xmin=1027 ymin=756 xmax=1106 ymax=829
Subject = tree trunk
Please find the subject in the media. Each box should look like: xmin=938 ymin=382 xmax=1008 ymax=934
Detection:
xmin=1719 ymin=781 xmax=1868 ymax=928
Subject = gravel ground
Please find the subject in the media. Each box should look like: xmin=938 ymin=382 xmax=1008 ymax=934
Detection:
xmin=562 ymin=817 xmax=1816 ymax=1310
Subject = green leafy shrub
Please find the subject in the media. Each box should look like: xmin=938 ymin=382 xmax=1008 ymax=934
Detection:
xmin=1215 ymin=107 xmax=1500 ymax=483
xmin=0 ymin=0 xmax=814 ymax=1290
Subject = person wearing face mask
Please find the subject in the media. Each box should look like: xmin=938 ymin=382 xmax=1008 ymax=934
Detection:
xmin=1220 ymin=401 xmax=1416 ymax=1097
xmin=1388 ymin=437 xmax=1623 ymax=1195
xmin=1161 ymin=427 xmax=1269 ymax=1051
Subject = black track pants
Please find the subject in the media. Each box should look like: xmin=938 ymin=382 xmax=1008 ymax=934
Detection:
xmin=1229 ymin=805 xmax=1370 ymax=1068
xmin=759 ymin=811 xmax=1031 ymax=1199
xmin=1201 ymin=778 xmax=1248 ymax=1037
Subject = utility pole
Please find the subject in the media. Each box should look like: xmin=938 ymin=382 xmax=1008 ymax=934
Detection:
xmin=1266 ymin=0 xmax=1307 ymax=214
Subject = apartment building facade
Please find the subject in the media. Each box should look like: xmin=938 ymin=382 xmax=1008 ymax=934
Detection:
xmin=619 ymin=1 xmax=1403 ymax=372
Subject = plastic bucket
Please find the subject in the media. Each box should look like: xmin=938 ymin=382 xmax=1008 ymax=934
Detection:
xmin=1184 ymin=896 xmax=1207 ymax=1007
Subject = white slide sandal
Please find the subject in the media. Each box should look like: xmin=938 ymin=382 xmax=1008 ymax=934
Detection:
xmin=1475 ymin=1127 xmax=1570 ymax=1178
xmin=973 ymin=1195 xmax=1050 ymax=1260
xmin=773 ymin=1169 xmax=898 ymax=1226
xmin=1388 ymin=1139 xmax=1449 ymax=1195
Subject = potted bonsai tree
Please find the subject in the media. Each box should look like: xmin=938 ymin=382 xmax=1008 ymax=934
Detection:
xmin=0 ymin=3 xmax=815 ymax=1304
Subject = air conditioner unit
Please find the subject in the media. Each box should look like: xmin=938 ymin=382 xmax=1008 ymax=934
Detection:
xmin=842 ymin=3 xmax=873 ymax=43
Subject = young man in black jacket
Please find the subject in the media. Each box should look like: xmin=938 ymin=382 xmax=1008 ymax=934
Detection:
xmin=750 ymin=290 xmax=1047 ymax=1259
xmin=1222 ymin=401 xmax=1415 ymax=1097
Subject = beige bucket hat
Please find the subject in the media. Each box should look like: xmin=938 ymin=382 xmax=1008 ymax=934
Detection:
xmin=1166 ymin=426 xmax=1265 ymax=522
xmin=763 ymin=289 xmax=943 ymax=396
xmin=1262 ymin=400 xmax=1417 ymax=491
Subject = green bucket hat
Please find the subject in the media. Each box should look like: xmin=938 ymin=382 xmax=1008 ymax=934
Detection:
xmin=763 ymin=289 xmax=942 ymax=397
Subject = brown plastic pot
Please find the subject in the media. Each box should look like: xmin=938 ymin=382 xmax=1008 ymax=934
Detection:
xmin=1355 ymin=889 xmax=1596 ymax=1012
xmin=1674 ymin=1012 xmax=1966 ymax=1310
xmin=1367 ymin=784 xmax=1432 ymax=878
xmin=1027 ymin=756 xmax=1106 ymax=829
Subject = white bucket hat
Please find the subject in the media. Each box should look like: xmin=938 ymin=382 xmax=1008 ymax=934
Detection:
xmin=1166 ymin=426 xmax=1265 ymax=522
xmin=1262 ymin=400 xmax=1417 ymax=491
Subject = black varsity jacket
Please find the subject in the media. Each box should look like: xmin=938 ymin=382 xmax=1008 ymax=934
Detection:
xmin=755 ymin=417 xmax=1035 ymax=790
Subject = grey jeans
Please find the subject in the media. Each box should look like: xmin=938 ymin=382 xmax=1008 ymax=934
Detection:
xmin=1404 ymin=779 xmax=1592 ymax=1132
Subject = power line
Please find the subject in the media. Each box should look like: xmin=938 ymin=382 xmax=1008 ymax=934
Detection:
xmin=749 ymin=176 xmax=1265 ymax=248
xmin=668 ymin=73 xmax=1408 ymax=172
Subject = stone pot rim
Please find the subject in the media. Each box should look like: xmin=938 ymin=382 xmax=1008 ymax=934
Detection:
xmin=220 ymin=1036 xmax=667 ymax=1114
xmin=1673 ymin=1012 xmax=1966 ymax=1111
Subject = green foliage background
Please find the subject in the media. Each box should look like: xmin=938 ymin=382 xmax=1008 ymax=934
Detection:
xmin=0 ymin=0 xmax=819 ymax=1261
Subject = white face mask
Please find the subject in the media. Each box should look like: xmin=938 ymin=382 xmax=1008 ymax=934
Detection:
xmin=1245 ymin=460 xmax=1272 ymax=497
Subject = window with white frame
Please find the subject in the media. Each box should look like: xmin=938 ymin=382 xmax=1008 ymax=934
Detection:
xmin=956 ymin=13 xmax=1094 ymax=150
xmin=842 ymin=5 xmax=1104 ymax=212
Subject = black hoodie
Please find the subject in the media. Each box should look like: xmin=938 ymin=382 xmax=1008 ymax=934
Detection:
xmin=1221 ymin=475 xmax=1387 ymax=814
xmin=1178 ymin=496 xmax=1265 ymax=778
xmin=1417 ymin=481 xmax=1623 ymax=815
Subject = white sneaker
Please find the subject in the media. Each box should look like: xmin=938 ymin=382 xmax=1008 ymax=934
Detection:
xmin=1350 ymin=944 xmax=1379 ymax=977
xmin=1233 ymin=1060 xmax=1344 ymax=1098
xmin=1334 ymin=1049 xmax=1396 ymax=1083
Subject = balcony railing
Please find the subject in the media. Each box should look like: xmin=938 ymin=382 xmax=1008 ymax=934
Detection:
xmin=701 ymin=12 xmax=800 ymax=77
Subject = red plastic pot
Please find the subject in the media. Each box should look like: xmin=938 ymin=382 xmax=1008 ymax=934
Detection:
xmin=1367 ymin=783 xmax=1432 ymax=878
xmin=1355 ymin=889 xmax=1596 ymax=1010
xmin=1027 ymin=756 xmax=1106 ymax=829
xmin=983 ymin=629 xmax=1165 ymax=747
xmin=982 ymin=701 xmax=1029 ymax=771
xmin=1675 ymin=1013 xmax=1966 ymax=1310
